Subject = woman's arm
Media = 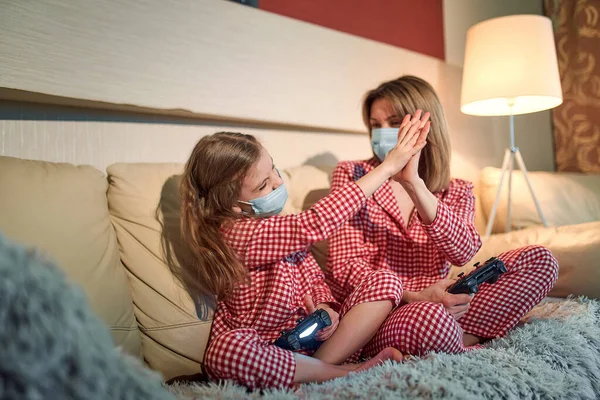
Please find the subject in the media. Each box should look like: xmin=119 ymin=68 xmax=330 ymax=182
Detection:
xmin=412 ymin=180 xmax=482 ymax=266
xmin=396 ymin=149 xmax=481 ymax=265
xmin=401 ymin=178 xmax=439 ymax=224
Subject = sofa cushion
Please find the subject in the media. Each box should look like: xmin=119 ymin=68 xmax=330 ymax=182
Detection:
xmin=479 ymin=167 xmax=600 ymax=234
xmin=0 ymin=156 xmax=141 ymax=357
xmin=106 ymin=163 xmax=212 ymax=380
xmin=449 ymin=221 xmax=600 ymax=299
xmin=280 ymin=164 xmax=333 ymax=215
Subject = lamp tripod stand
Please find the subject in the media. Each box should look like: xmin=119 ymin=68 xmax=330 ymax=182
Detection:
xmin=484 ymin=111 xmax=549 ymax=237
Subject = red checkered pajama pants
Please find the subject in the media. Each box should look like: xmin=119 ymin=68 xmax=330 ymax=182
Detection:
xmin=362 ymin=245 xmax=559 ymax=357
xmin=203 ymin=269 xmax=403 ymax=389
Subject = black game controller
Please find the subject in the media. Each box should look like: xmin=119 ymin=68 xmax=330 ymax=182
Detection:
xmin=447 ymin=257 xmax=508 ymax=295
xmin=274 ymin=309 xmax=332 ymax=351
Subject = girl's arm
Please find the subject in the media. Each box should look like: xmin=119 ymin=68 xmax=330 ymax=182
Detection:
xmin=326 ymin=163 xmax=382 ymax=296
xmin=231 ymin=115 xmax=428 ymax=269
xmin=404 ymin=178 xmax=482 ymax=266
xmin=233 ymin=181 xmax=366 ymax=269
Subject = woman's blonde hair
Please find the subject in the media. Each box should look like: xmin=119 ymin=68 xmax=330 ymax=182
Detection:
xmin=180 ymin=132 xmax=261 ymax=301
xmin=362 ymin=75 xmax=451 ymax=192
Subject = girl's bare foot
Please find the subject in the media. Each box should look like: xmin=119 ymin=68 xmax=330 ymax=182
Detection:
xmin=353 ymin=347 xmax=404 ymax=372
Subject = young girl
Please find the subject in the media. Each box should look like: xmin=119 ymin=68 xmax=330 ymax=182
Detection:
xmin=325 ymin=75 xmax=559 ymax=358
xmin=179 ymin=119 xmax=428 ymax=390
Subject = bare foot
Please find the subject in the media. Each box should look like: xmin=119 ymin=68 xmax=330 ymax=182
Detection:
xmin=403 ymin=353 xmax=430 ymax=362
xmin=354 ymin=347 xmax=404 ymax=373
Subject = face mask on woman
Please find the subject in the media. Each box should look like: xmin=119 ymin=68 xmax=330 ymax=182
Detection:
xmin=371 ymin=128 xmax=399 ymax=162
xmin=238 ymin=169 xmax=288 ymax=217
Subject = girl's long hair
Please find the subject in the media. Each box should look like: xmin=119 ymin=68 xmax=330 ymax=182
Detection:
xmin=363 ymin=75 xmax=452 ymax=193
xmin=179 ymin=131 xmax=262 ymax=301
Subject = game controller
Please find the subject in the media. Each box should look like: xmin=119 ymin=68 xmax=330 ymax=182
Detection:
xmin=274 ymin=309 xmax=332 ymax=351
xmin=447 ymin=257 xmax=507 ymax=295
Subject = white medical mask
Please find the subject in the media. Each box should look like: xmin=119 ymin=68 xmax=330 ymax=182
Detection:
xmin=371 ymin=128 xmax=399 ymax=162
xmin=238 ymin=170 xmax=288 ymax=217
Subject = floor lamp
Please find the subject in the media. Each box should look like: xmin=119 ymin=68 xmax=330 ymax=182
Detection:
xmin=460 ymin=15 xmax=563 ymax=237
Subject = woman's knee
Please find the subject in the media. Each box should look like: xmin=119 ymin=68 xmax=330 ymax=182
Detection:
xmin=342 ymin=269 xmax=403 ymax=313
xmin=517 ymin=245 xmax=559 ymax=284
xmin=402 ymin=302 xmax=463 ymax=354
xmin=409 ymin=301 xmax=451 ymax=327
xmin=364 ymin=269 xmax=403 ymax=297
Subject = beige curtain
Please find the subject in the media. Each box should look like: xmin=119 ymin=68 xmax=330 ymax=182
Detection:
xmin=545 ymin=0 xmax=600 ymax=172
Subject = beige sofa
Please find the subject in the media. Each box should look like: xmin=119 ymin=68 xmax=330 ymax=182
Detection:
xmin=0 ymin=156 xmax=599 ymax=381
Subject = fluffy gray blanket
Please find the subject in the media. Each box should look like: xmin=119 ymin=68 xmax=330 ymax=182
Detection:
xmin=0 ymin=233 xmax=174 ymax=400
xmin=169 ymin=299 xmax=600 ymax=399
xmin=2 ymin=231 xmax=598 ymax=399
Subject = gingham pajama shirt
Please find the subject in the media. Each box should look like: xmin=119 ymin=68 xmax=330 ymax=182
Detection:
xmin=326 ymin=158 xmax=559 ymax=357
xmin=203 ymin=182 xmax=404 ymax=390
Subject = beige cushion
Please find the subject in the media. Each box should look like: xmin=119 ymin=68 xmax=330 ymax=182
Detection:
xmin=449 ymin=221 xmax=600 ymax=299
xmin=479 ymin=167 xmax=600 ymax=234
xmin=0 ymin=156 xmax=141 ymax=356
xmin=281 ymin=164 xmax=333 ymax=215
xmin=281 ymin=165 xmax=334 ymax=268
xmin=472 ymin=182 xmax=486 ymax=236
xmin=106 ymin=163 xmax=212 ymax=380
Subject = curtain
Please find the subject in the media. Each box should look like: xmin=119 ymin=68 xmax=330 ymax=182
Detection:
xmin=545 ymin=0 xmax=600 ymax=172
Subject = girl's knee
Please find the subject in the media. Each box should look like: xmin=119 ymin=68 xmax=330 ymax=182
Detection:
xmin=204 ymin=330 xmax=241 ymax=378
xmin=365 ymin=269 xmax=403 ymax=295
xmin=204 ymin=329 xmax=259 ymax=379
xmin=204 ymin=329 xmax=295 ymax=389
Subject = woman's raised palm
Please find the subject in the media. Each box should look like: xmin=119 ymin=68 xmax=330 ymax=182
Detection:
xmin=392 ymin=111 xmax=430 ymax=184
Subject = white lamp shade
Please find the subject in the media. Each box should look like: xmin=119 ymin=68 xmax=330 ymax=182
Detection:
xmin=460 ymin=15 xmax=563 ymax=116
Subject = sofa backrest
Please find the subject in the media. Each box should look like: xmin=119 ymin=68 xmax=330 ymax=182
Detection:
xmin=0 ymin=156 xmax=142 ymax=357
xmin=106 ymin=163 xmax=211 ymax=380
xmin=448 ymin=220 xmax=600 ymax=300
xmin=479 ymin=167 xmax=600 ymax=233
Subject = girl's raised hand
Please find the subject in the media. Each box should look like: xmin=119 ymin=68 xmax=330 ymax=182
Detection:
xmin=381 ymin=110 xmax=430 ymax=177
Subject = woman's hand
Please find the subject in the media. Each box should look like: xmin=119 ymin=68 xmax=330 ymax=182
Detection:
xmin=392 ymin=111 xmax=431 ymax=185
xmin=381 ymin=110 xmax=430 ymax=177
xmin=304 ymin=295 xmax=340 ymax=341
xmin=408 ymin=279 xmax=473 ymax=320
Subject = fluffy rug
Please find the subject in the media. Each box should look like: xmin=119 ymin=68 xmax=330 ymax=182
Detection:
xmin=0 ymin=233 xmax=175 ymax=400
xmin=2 ymin=231 xmax=598 ymax=400
xmin=168 ymin=299 xmax=600 ymax=399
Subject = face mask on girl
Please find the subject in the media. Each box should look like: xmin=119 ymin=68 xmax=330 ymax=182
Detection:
xmin=371 ymin=128 xmax=399 ymax=162
xmin=238 ymin=169 xmax=289 ymax=217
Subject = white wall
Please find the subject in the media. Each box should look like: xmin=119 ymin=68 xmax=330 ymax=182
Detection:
xmin=0 ymin=0 xmax=446 ymax=133
xmin=0 ymin=0 xmax=555 ymax=181
xmin=442 ymin=0 xmax=553 ymax=173
xmin=0 ymin=101 xmax=373 ymax=173
xmin=443 ymin=0 xmax=544 ymax=67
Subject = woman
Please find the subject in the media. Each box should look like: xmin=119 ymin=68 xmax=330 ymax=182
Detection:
xmin=325 ymin=76 xmax=558 ymax=357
